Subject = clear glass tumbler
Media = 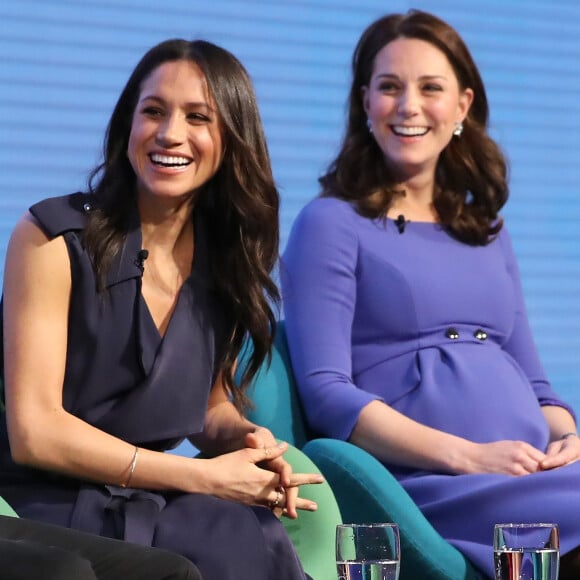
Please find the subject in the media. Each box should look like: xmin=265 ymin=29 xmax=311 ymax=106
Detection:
xmin=493 ymin=523 xmax=559 ymax=580
xmin=336 ymin=522 xmax=400 ymax=580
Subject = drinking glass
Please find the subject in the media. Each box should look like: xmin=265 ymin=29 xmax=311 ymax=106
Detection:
xmin=493 ymin=523 xmax=559 ymax=580
xmin=336 ymin=523 xmax=400 ymax=580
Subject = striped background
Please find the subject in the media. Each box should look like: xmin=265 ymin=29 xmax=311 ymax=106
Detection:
xmin=1 ymin=0 xmax=580 ymax=412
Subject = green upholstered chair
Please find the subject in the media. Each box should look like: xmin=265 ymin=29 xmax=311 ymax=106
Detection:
xmin=243 ymin=321 xmax=485 ymax=580
xmin=0 ymin=495 xmax=18 ymax=518
xmin=275 ymin=444 xmax=342 ymax=580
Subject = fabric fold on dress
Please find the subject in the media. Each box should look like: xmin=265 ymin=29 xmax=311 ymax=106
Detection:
xmin=70 ymin=484 xmax=167 ymax=546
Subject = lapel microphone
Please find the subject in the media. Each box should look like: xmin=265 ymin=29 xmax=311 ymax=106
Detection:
xmin=135 ymin=249 xmax=149 ymax=273
xmin=395 ymin=214 xmax=407 ymax=234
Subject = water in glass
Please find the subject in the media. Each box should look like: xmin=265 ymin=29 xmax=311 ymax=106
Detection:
xmin=337 ymin=559 xmax=400 ymax=580
xmin=494 ymin=547 xmax=559 ymax=580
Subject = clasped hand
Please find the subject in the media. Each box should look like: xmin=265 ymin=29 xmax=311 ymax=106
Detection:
xmin=469 ymin=436 xmax=580 ymax=476
xmin=206 ymin=427 xmax=324 ymax=518
xmin=542 ymin=434 xmax=580 ymax=470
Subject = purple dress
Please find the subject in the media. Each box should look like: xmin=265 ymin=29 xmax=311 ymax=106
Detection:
xmin=0 ymin=193 xmax=307 ymax=580
xmin=281 ymin=197 xmax=580 ymax=577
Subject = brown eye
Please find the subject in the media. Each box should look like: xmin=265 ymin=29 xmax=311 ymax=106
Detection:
xmin=142 ymin=106 xmax=163 ymax=117
xmin=378 ymin=82 xmax=398 ymax=92
xmin=423 ymin=84 xmax=443 ymax=92
xmin=187 ymin=112 xmax=210 ymax=124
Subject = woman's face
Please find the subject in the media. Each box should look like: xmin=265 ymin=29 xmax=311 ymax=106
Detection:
xmin=127 ymin=60 xmax=223 ymax=204
xmin=362 ymin=37 xmax=473 ymax=183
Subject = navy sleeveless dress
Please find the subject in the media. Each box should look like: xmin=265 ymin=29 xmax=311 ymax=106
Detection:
xmin=0 ymin=193 xmax=307 ymax=580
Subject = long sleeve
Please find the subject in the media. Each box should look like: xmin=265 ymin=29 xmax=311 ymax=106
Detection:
xmin=281 ymin=198 xmax=381 ymax=440
xmin=498 ymin=228 xmax=576 ymax=418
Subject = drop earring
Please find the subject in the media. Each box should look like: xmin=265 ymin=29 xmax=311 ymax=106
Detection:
xmin=366 ymin=118 xmax=373 ymax=133
xmin=453 ymin=121 xmax=464 ymax=137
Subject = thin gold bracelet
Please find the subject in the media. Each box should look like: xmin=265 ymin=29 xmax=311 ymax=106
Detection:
xmin=121 ymin=447 xmax=139 ymax=488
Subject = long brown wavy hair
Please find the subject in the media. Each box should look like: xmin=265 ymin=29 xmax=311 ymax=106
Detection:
xmin=320 ymin=10 xmax=509 ymax=244
xmin=85 ymin=39 xmax=280 ymax=410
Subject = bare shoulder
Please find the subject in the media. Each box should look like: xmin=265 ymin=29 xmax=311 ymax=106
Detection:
xmin=9 ymin=211 xmax=54 ymax=246
xmin=4 ymin=211 xmax=71 ymax=295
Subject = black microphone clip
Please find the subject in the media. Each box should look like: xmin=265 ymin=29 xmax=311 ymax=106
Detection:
xmin=135 ymin=249 xmax=149 ymax=273
xmin=395 ymin=214 xmax=406 ymax=234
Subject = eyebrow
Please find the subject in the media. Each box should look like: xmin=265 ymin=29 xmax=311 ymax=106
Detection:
xmin=139 ymin=94 xmax=214 ymax=111
xmin=374 ymin=73 xmax=449 ymax=81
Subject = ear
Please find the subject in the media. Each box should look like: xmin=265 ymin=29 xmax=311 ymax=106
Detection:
xmin=457 ymin=87 xmax=474 ymax=122
xmin=361 ymin=85 xmax=370 ymax=115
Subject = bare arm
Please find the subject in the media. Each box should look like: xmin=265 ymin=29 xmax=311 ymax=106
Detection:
xmin=188 ymin=373 xmax=257 ymax=457
xmin=3 ymin=215 xmax=320 ymax=508
xmin=541 ymin=405 xmax=577 ymax=442
xmin=351 ymin=400 xmax=471 ymax=473
xmin=3 ymin=214 xmax=213 ymax=490
xmin=351 ymin=400 xmax=547 ymax=476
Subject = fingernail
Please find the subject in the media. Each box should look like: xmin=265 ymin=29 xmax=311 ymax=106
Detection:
xmin=277 ymin=441 xmax=287 ymax=448
xmin=309 ymin=502 xmax=318 ymax=510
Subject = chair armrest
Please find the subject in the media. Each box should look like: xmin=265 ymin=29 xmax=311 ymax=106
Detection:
xmin=303 ymin=438 xmax=483 ymax=580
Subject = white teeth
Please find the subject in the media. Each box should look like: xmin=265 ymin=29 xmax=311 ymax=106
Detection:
xmin=391 ymin=126 xmax=429 ymax=136
xmin=150 ymin=153 xmax=191 ymax=166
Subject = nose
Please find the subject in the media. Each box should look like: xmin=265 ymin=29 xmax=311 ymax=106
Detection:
xmin=156 ymin=113 xmax=185 ymax=146
xmin=396 ymin=87 xmax=420 ymax=118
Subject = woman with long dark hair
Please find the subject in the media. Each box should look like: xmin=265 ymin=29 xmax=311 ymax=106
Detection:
xmin=0 ymin=39 xmax=321 ymax=579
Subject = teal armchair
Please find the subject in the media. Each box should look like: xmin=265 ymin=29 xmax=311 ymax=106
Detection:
xmin=244 ymin=321 xmax=485 ymax=580
xmin=235 ymin=352 xmax=342 ymax=580
xmin=0 ymin=496 xmax=18 ymax=518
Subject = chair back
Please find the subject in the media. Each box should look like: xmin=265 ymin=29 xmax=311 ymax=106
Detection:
xmin=243 ymin=321 xmax=313 ymax=448
xmin=238 ymin=321 xmax=342 ymax=580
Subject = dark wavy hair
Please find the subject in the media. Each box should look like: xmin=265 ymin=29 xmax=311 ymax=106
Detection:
xmin=84 ymin=39 xmax=280 ymax=410
xmin=319 ymin=9 xmax=509 ymax=244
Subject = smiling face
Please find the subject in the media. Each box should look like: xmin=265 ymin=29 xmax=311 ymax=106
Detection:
xmin=127 ymin=59 xmax=223 ymax=205
xmin=362 ymin=37 xmax=473 ymax=184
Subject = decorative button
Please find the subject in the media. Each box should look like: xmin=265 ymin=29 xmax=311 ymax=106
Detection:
xmin=83 ymin=202 xmax=92 ymax=212
xmin=445 ymin=327 xmax=459 ymax=340
xmin=474 ymin=329 xmax=488 ymax=341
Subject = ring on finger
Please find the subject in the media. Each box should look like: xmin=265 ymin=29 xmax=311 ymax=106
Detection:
xmin=270 ymin=486 xmax=284 ymax=509
xmin=271 ymin=489 xmax=282 ymax=508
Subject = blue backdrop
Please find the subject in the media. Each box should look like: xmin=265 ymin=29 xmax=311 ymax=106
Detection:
xmin=1 ymin=0 xmax=580 ymax=412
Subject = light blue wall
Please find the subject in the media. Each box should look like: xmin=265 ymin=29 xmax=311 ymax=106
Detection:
xmin=1 ymin=0 xmax=580 ymax=413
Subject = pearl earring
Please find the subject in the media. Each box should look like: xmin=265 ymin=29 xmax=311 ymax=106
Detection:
xmin=367 ymin=118 xmax=373 ymax=133
xmin=453 ymin=121 xmax=464 ymax=137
